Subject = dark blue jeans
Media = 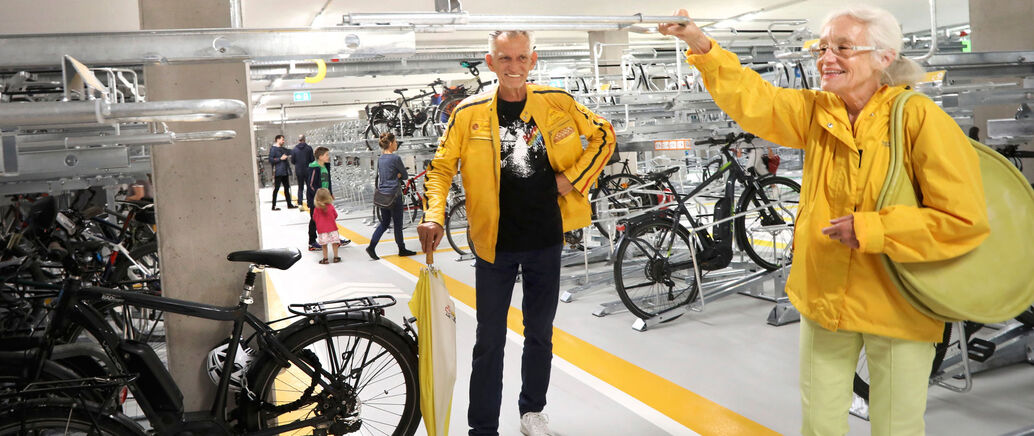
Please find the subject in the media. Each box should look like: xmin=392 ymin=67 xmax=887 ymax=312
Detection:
xmin=368 ymin=197 xmax=405 ymax=252
xmin=468 ymin=244 xmax=562 ymax=436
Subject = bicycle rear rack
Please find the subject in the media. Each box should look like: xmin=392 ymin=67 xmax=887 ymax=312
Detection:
xmin=287 ymin=295 xmax=397 ymax=317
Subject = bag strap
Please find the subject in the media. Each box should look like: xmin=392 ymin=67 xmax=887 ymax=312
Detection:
xmin=876 ymin=90 xmax=923 ymax=210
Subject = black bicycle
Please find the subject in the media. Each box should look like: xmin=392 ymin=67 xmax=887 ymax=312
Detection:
xmin=613 ymin=133 xmax=801 ymax=320
xmin=0 ymin=248 xmax=421 ymax=435
xmin=366 ymin=79 xmax=444 ymax=139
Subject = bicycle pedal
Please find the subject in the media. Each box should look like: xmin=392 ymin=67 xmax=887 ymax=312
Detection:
xmin=967 ymin=338 xmax=996 ymax=362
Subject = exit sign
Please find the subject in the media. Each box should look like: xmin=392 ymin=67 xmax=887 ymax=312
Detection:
xmin=293 ymin=91 xmax=311 ymax=102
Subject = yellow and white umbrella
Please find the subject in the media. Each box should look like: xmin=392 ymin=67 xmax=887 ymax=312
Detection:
xmin=409 ymin=252 xmax=457 ymax=436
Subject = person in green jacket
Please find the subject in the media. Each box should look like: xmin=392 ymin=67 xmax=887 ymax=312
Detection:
xmin=306 ymin=147 xmax=351 ymax=250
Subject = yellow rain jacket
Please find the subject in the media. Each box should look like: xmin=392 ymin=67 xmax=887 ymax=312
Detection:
xmin=688 ymin=42 xmax=989 ymax=342
xmin=423 ymin=84 xmax=615 ymax=263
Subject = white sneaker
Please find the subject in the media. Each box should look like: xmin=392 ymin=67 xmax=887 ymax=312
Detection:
xmin=520 ymin=412 xmax=554 ymax=436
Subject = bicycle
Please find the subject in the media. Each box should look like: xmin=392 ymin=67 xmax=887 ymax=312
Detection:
xmin=0 ymin=248 xmax=421 ymax=435
xmin=588 ymin=158 xmax=658 ymax=240
xmin=366 ymin=79 xmax=444 ymax=139
xmin=430 ymin=61 xmax=490 ymax=136
xmin=612 ymin=132 xmax=801 ymax=320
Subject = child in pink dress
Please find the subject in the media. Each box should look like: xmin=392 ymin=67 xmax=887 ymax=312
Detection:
xmin=312 ymin=188 xmax=341 ymax=264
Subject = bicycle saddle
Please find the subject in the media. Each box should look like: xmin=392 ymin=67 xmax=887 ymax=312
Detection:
xmin=227 ymin=248 xmax=301 ymax=270
xmin=645 ymin=166 xmax=680 ymax=180
xmin=393 ymin=88 xmax=408 ymax=94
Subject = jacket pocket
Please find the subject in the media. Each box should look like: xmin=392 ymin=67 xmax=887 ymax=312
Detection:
xmin=546 ymin=116 xmax=581 ymax=169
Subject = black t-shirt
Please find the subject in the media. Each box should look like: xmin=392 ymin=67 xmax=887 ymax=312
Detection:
xmin=495 ymin=98 xmax=563 ymax=252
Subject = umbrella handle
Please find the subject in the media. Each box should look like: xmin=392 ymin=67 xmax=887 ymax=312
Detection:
xmin=426 ymin=250 xmax=434 ymax=265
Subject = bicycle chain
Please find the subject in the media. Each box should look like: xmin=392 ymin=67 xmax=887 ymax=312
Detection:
xmin=255 ymin=349 xmax=322 ymax=415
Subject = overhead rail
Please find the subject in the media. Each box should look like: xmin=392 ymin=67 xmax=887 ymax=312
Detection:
xmin=0 ymin=28 xmax=416 ymax=71
xmin=0 ymin=99 xmax=247 ymax=128
xmin=342 ymin=12 xmax=805 ymax=33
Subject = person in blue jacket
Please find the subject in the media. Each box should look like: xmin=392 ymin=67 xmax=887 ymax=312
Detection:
xmin=268 ymin=134 xmax=295 ymax=211
xmin=290 ymin=134 xmax=314 ymax=210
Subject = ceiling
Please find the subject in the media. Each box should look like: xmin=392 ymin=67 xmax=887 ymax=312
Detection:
xmin=0 ymin=0 xmax=972 ymax=124
xmin=0 ymin=0 xmax=969 ymax=35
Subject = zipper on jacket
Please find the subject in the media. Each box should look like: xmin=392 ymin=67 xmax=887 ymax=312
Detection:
xmin=858 ymin=149 xmax=863 ymax=168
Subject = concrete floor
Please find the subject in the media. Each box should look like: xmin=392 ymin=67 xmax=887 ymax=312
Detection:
xmin=258 ymin=188 xmax=1034 ymax=435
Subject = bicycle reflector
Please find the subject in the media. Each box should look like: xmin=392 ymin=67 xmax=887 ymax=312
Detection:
xmin=119 ymin=386 xmax=129 ymax=404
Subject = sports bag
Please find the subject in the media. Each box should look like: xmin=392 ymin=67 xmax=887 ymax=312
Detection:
xmin=879 ymin=91 xmax=1034 ymax=322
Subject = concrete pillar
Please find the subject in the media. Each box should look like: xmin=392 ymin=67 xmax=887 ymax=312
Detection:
xmin=139 ymin=0 xmax=265 ymax=412
xmin=968 ymin=0 xmax=1034 ymax=181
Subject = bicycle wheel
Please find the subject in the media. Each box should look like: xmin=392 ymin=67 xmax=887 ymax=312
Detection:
xmin=0 ymin=401 xmax=145 ymax=435
xmin=853 ymin=322 xmax=961 ymax=402
xmin=445 ymin=200 xmax=471 ymax=256
xmin=613 ymin=218 xmax=698 ymax=320
xmin=734 ymin=176 xmax=801 ymax=270
xmin=241 ymin=318 xmax=420 ymax=436
xmin=590 ymin=174 xmax=655 ymax=239
xmin=431 ymin=95 xmax=464 ymax=137
xmin=367 ymin=104 xmax=399 ymax=139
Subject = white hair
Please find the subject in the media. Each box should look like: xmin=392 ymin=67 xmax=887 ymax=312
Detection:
xmin=822 ymin=6 xmax=925 ymax=87
xmin=488 ymin=30 xmax=535 ymax=53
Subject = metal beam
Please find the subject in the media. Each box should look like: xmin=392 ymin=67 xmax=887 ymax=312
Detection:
xmin=0 ymin=28 xmax=416 ymax=71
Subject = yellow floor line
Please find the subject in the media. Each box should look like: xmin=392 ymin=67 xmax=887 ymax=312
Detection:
xmin=383 ymin=254 xmax=778 ymax=436
xmin=337 ymin=224 xmax=464 ymax=246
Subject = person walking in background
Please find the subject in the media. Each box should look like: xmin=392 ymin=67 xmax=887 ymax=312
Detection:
xmin=307 ymin=146 xmax=351 ymax=251
xmin=660 ymin=7 xmax=988 ymax=435
xmin=291 ymin=134 xmax=314 ymax=211
xmin=268 ymin=134 xmax=295 ymax=211
xmin=365 ymin=132 xmax=417 ymax=260
xmin=312 ymin=188 xmax=342 ymax=264
xmin=417 ymin=30 xmax=615 ymax=436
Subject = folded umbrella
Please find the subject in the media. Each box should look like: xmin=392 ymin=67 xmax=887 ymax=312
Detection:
xmin=409 ymin=251 xmax=457 ymax=436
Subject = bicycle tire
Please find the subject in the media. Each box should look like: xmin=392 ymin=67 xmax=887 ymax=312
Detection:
xmin=0 ymin=401 xmax=146 ymax=435
xmin=853 ymin=322 xmax=963 ymax=403
xmin=431 ymin=95 xmax=465 ymax=137
xmin=590 ymin=173 xmax=655 ymax=239
xmin=733 ymin=176 xmax=801 ymax=270
xmin=613 ymin=218 xmax=698 ymax=320
xmin=367 ymin=104 xmax=399 ymax=139
xmin=445 ymin=200 xmax=471 ymax=256
xmin=241 ymin=318 xmax=421 ymax=436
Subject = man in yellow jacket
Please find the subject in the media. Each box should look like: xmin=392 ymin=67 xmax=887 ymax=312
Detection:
xmin=418 ymin=30 xmax=614 ymax=436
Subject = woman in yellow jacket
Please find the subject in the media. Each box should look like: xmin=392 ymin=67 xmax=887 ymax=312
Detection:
xmin=661 ymin=6 xmax=988 ymax=436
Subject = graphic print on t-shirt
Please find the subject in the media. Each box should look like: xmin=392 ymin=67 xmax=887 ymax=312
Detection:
xmin=500 ymin=118 xmax=547 ymax=179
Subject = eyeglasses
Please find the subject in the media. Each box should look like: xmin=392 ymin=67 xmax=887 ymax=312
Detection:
xmin=808 ymin=43 xmax=879 ymax=58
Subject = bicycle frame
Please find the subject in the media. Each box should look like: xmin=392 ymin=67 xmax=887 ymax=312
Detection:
xmin=43 ymin=275 xmax=355 ymax=435
xmin=623 ymin=135 xmax=787 ymax=273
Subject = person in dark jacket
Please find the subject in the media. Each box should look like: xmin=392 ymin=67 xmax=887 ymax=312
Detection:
xmin=268 ymin=134 xmax=295 ymax=210
xmin=306 ymin=146 xmax=351 ymax=250
xmin=290 ymin=134 xmax=314 ymax=210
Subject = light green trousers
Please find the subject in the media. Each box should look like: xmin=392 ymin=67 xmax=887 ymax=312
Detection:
xmin=800 ymin=317 xmax=936 ymax=436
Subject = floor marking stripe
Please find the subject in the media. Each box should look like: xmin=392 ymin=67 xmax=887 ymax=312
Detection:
xmin=381 ymin=253 xmax=778 ymax=436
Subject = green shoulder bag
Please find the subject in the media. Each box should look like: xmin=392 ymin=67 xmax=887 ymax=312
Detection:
xmin=879 ymin=91 xmax=1034 ymax=323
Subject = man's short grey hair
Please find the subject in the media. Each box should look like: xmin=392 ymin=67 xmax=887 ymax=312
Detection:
xmin=298 ymin=134 xmax=306 ymax=142
xmin=822 ymin=6 xmax=925 ymax=87
xmin=488 ymin=30 xmax=535 ymax=53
